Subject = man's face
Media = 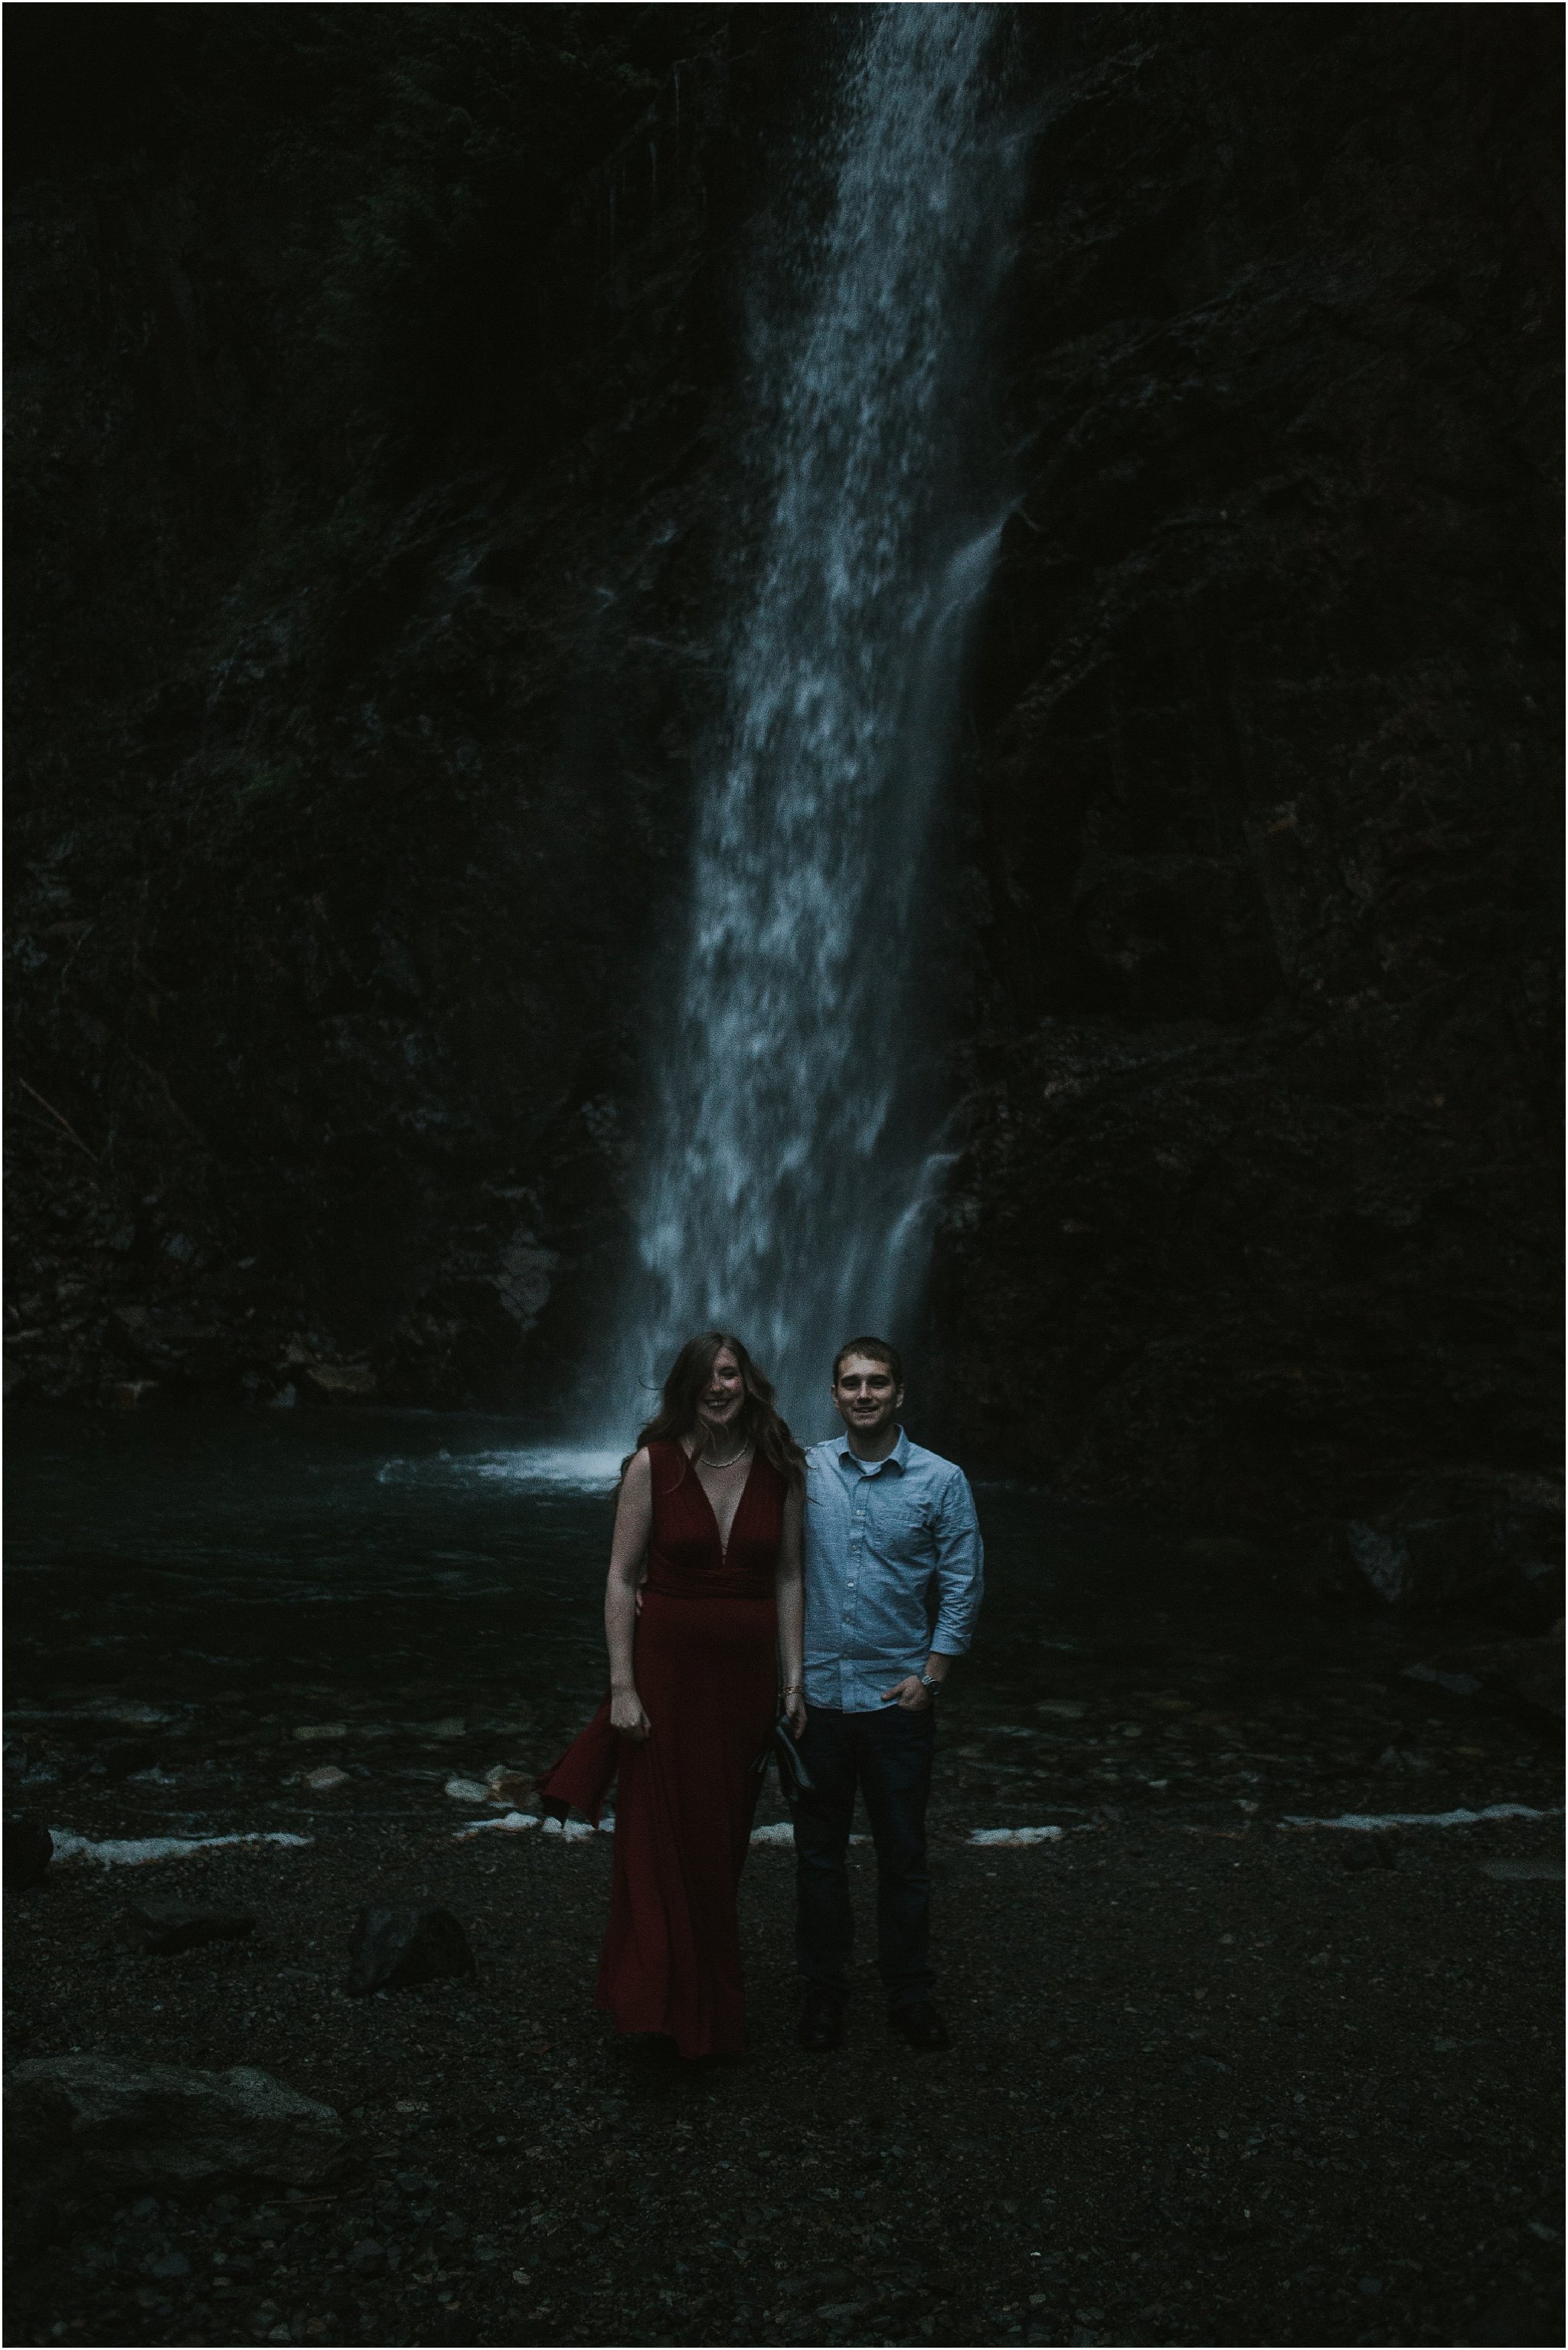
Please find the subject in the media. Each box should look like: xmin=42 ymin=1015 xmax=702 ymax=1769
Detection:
xmin=831 ymin=1353 xmax=904 ymax=1443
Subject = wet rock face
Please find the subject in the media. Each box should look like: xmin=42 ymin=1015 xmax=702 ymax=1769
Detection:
xmin=5 ymin=13 xmax=1559 ymax=1561
xmin=930 ymin=8 xmax=1561 ymax=1538
xmin=4 ymin=13 xmax=800 ymax=1417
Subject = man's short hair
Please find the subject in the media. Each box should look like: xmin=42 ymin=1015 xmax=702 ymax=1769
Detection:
xmin=832 ymin=1335 xmax=903 ymax=1388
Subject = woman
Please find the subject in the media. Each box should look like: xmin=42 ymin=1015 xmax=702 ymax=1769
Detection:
xmin=537 ymin=1333 xmax=806 ymax=2058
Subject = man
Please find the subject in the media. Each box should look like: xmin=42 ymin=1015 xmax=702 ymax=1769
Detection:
xmin=792 ymin=1336 xmax=983 ymax=2053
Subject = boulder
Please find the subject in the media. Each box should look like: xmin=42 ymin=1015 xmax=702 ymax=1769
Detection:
xmin=6 ymin=1812 xmax=54 ymax=1888
xmin=345 ymin=1905 xmax=474 ymax=1996
xmin=7 ymin=2054 xmax=354 ymax=2188
xmin=126 ymin=1900 xmax=256 ymax=1956
xmin=1340 ymin=1473 xmax=1563 ymax=1616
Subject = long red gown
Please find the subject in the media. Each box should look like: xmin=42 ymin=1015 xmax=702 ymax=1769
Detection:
xmin=537 ymin=1439 xmax=783 ymax=2057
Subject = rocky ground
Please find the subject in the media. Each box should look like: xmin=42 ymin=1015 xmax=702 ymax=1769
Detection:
xmin=6 ymin=1652 xmax=1562 ymax=2350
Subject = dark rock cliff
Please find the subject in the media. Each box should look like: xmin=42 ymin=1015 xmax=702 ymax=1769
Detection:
xmin=7 ymin=6 xmax=1560 ymax=1610
xmin=931 ymin=5 xmax=1562 ymax=1610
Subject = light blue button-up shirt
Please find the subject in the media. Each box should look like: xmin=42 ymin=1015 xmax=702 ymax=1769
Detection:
xmin=802 ymin=1427 xmax=984 ymax=1713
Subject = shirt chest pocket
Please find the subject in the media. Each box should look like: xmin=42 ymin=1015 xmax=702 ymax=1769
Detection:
xmin=871 ymin=1492 xmax=935 ymax=1558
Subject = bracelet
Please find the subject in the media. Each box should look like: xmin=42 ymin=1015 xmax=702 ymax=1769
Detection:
xmin=783 ymin=1684 xmax=804 ymax=1695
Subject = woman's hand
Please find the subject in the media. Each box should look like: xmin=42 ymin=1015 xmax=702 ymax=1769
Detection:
xmin=610 ymin=1687 xmax=652 ymax=1741
xmin=783 ymin=1685 xmax=808 ymax=1739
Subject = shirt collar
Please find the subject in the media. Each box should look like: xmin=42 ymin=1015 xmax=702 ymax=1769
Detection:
xmin=835 ymin=1425 xmax=910 ymax=1476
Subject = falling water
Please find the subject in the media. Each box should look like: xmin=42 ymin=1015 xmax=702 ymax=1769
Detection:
xmin=620 ymin=5 xmax=1023 ymax=1436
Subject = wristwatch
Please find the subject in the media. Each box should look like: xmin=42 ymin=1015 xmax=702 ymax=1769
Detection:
xmin=919 ymin=1673 xmax=943 ymax=1696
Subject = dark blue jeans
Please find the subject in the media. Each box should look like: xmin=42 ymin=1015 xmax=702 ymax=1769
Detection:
xmin=793 ymin=1701 xmax=936 ymax=2012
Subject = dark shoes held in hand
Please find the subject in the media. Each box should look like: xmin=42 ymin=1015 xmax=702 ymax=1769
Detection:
xmin=889 ymin=2001 xmax=951 ymax=2051
xmin=797 ymin=1989 xmax=846 ymax=2051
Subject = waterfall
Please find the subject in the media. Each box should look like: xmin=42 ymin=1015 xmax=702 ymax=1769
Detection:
xmin=619 ymin=5 xmax=1022 ymax=1438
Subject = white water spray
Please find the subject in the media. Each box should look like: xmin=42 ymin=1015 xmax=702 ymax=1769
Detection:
xmin=619 ymin=6 xmax=1023 ymax=1436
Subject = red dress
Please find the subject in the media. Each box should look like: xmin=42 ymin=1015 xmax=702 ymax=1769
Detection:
xmin=537 ymin=1440 xmax=784 ymax=2057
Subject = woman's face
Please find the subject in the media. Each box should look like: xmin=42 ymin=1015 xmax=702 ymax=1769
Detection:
xmin=696 ymin=1346 xmax=745 ymax=1432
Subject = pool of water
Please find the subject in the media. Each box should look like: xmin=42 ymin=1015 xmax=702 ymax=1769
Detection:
xmin=5 ymin=1408 xmax=1283 ymax=1714
xmin=6 ymin=1409 xmax=1551 ymax=1837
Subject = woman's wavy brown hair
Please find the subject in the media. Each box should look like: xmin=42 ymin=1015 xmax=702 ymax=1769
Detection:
xmin=627 ymin=1332 xmax=805 ymax=1489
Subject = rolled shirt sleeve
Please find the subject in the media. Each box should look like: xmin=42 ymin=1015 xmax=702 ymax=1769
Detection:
xmin=929 ymin=1466 xmax=984 ymax=1658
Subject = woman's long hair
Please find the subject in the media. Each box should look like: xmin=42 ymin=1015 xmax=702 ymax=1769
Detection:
xmin=627 ymin=1332 xmax=805 ymax=1487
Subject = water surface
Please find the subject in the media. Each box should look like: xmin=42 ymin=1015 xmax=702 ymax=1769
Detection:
xmin=8 ymin=1412 xmax=1551 ymax=1844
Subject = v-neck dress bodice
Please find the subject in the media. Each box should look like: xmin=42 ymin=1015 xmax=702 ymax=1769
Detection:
xmin=646 ymin=1442 xmax=777 ymax=1596
xmin=537 ymin=1440 xmax=787 ymax=2057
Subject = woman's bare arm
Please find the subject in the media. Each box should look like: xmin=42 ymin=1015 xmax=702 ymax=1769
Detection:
xmin=776 ymin=1479 xmax=806 ymax=1736
xmin=606 ymin=1450 xmax=654 ymax=1740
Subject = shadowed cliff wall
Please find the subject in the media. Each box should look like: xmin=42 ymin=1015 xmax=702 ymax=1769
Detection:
xmin=6 ymin=5 xmax=1560 ymax=1606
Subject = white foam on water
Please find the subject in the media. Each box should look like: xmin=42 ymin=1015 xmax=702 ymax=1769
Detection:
xmin=1279 ymin=1804 xmax=1563 ymax=1832
xmin=469 ymin=1448 xmax=623 ymax=1492
xmin=970 ymin=1825 xmax=1065 ymax=1847
xmin=377 ymin=1446 xmax=622 ymax=1494
xmin=49 ymin=1829 xmax=312 ymax=1868
xmin=453 ymin=1811 xmax=541 ymax=1841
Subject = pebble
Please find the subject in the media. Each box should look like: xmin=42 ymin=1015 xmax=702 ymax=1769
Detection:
xmin=304 ymin=1765 xmax=350 ymax=1792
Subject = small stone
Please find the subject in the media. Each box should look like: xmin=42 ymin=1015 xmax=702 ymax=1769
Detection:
xmin=421 ymin=1718 xmax=466 ymax=1740
xmin=443 ymin=1777 xmax=492 ymax=1804
xmin=6 ymin=1812 xmax=53 ymax=1888
xmin=484 ymin=1766 xmax=533 ymax=1804
xmin=145 ymin=2249 xmax=191 ymax=2280
xmin=304 ymin=1766 xmax=350 ymax=1793
xmin=1402 ymin=1664 xmax=1482 ymax=1696
xmin=107 ymin=1381 xmax=161 ymax=1410
xmin=1340 ymin=1835 xmax=1399 ymax=1873
xmin=90 ymin=1737 xmax=160 ymax=1780
xmin=302 ymin=1363 xmax=377 ymax=1402
xmin=1358 ymin=2278 xmax=1383 ymax=2296
xmin=345 ymin=2240 xmax=387 ymax=2276
xmin=292 ymin=1723 xmax=348 ymax=1744
xmin=345 ymin=1905 xmax=475 ymax=1996
xmin=128 ymin=1901 xmax=256 ymax=1956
